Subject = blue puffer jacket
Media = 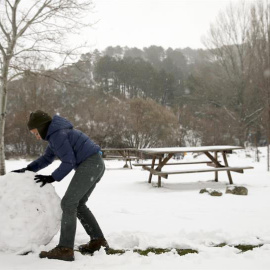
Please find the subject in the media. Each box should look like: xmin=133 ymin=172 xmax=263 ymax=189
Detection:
xmin=27 ymin=115 xmax=101 ymax=181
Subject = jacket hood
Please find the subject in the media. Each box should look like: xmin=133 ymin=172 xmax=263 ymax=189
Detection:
xmin=45 ymin=115 xmax=73 ymax=140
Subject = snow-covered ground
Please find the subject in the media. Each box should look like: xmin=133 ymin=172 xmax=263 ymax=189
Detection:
xmin=1 ymin=147 xmax=270 ymax=269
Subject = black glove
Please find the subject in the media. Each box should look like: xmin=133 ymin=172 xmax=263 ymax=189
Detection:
xmin=34 ymin=175 xmax=55 ymax=187
xmin=12 ymin=167 xmax=29 ymax=173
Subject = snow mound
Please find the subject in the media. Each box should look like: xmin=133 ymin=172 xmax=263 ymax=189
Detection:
xmin=0 ymin=171 xmax=62 ymax=252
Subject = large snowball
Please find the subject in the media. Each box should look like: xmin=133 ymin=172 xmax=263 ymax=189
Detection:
xmin=0 ymin=171 xmax=62 ymax=252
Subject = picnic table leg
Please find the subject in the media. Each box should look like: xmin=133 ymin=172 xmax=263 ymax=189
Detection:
xmin=157 ymin=156 xmax=163 ymax=187
xmin=155 ymin=153 xmax=174 ymax=187
xmin=119 ymin=150 xmax=129 ymax=168
xmin=127 ymin=150 xmax=133 ymax=169
xmin=123 ymin=161 xmax=129 ymax=168
xmin=215 ymin=151 xmax=218 ymax=182
xmin=204 ymin=151 xmax=223 ymax=182
xmin=203 ymin=151 xmax=223 ymax=167
xmin=124 ymin=151 xmax=129 ymax=168
xmin=222 ymin=151 xmax=233 ymax=184
xmin=148 ymin=156 xmax=156 ymax=184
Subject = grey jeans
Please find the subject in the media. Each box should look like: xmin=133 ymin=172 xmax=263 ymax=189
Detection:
xmin=58 ymin=153 xmax=105 ymax=248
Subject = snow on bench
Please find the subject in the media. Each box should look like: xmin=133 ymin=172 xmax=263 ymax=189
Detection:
xmin=142 ymin=166 xmax=254 ymax=179
xmin=133 ymin=160 xmax=215 ymax=166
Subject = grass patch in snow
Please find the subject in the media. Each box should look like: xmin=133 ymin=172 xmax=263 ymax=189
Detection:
xmin=213 ymin=243 xmax=263 ymax=252
xmin=106 ymin=248 xmax=126 ymax=255
xmin=78 ymin=244 xmax=263 ymax=256
xmin=107 ymin=247 xmax=198 ymax=256
xmin=76 ymin=247 xmax=199 ymax=256
xmin=175 ymin=248 xmax=199 ymax=256
xmin=234 ymin=244 xmax=263 ymax=252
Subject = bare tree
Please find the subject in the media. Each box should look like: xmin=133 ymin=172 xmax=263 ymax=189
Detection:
xmin=123 ymin=98 xmax=181 ymax=148
xmin=202 ymin=1 xmax=264 ymax=145
xmin=247 ymin=0 xmax=270 ymax=169
xmin=0 ymin=0 xmax=94 ymax=174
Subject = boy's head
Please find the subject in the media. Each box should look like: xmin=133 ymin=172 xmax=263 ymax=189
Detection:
xmin=27 ymin=110 xmax=52 ymax=140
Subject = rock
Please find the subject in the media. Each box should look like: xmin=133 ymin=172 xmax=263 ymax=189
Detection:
xmin=0 ymin=171 xmax=62 ymax=252
xmin=226 ymin=186 xmax=248 ymax=195
xmin=199 ymin=188 xmax=223 ymax=196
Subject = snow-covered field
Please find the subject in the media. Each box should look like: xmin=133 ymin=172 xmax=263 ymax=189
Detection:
xmin=1 ymin=147 xmax=270 ymax=269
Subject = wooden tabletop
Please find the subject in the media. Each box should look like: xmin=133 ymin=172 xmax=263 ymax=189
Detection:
xmin=138 ymin=146 xmax=243 ymax=155
xmin=101 ymin=148 xmax=137 ymax=151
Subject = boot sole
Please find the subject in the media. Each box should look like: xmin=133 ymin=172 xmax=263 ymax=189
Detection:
xmin=78 ymin=247 xmax=110 ymax=255
xmin=39 ymin=254 xmax=74 ymax=261
xmin=78 ymin=248 xmax=95 ymax=255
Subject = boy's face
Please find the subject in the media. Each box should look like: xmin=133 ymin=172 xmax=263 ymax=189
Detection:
xmin=30 ymin=128 xmax=42 ymax=140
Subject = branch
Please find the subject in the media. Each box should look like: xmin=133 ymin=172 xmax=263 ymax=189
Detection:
xmin=11 ymin=0 xmax=21 ymax=38
xmin=16 ymin=0 xmax=93 ymax=40
xmin=7 ymin=71 xmax=25 ymax=82
xmin=6 ymin=0 xmax=13 ymax=8
xmin=0 ymin=20 xmax=11 ymax=42
xmin=223 ymin=105 xmax=237 ymax=121
xmin=0 ymin=42 xmax=6 ymax=57
xmin=17 ymin=0 xmax=45 ymax=29
xmin=245 ymin=110 xmax=264 ymax=127
xmin=17 ymin=0 xmax=53 ymax=38
xmin=5 ymin=0 xmax=12 ymax=24
xmin=243 ymin=107 xmax=264 ymax=122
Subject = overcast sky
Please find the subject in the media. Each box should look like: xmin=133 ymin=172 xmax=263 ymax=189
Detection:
xmin=75 ymin=0 xmax=245 ymax=52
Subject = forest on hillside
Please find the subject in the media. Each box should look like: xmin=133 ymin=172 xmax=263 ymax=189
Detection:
xmin=5 ymin=1 xmax=270 ymax=157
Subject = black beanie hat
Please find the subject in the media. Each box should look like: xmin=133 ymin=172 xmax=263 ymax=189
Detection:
xmin=27 ymin=110 xmax=52 ymax=130
xmin=37 ymin=122 xmax=51 ymax=140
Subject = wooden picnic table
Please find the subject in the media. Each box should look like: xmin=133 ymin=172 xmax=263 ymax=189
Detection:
xmin=136 ymin=146 xmax=253 ymax=187
xmin=101 ymin=148 xmax=138 ymax=169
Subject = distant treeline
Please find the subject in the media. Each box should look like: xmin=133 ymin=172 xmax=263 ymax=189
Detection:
xmin=6 ymin=42 xmax=267 ymax=157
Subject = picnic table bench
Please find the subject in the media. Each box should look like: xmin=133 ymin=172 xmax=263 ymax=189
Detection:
xmin=137 ymin=146 xmax=253 ymax=187
xmin=101 ymin=148 xmax=138 ymax=169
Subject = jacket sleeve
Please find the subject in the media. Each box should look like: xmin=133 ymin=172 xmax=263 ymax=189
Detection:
xmin=27 ymin=146 xmax=56 ymax=172
xmin=51 ymin=130 xmax=76 ymax=181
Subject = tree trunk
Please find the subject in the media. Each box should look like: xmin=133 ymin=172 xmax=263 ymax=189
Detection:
xmin=0 ymin=60 xmax=9 ymax=175
xmin=267 ymin=114 xmax=270 ymax=171
xmin=0 ymin=81 xmax=7 ymax=175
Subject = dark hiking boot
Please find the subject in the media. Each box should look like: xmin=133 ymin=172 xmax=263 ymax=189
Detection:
xmin=39 ymin=246 xmax=74 ymax=261
xmin=79 ymin=238 xmax=109 ymax=254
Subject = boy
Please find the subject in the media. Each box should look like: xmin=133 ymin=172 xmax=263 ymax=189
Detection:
xmin=13 ymin=110 xmax=109 ymax=261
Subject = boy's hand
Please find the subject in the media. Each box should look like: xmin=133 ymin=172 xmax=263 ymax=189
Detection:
xmin=12 ymin=168 xmax=28 ymax=173
xmin=34 ymin=175 xmax=55 ymax=187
